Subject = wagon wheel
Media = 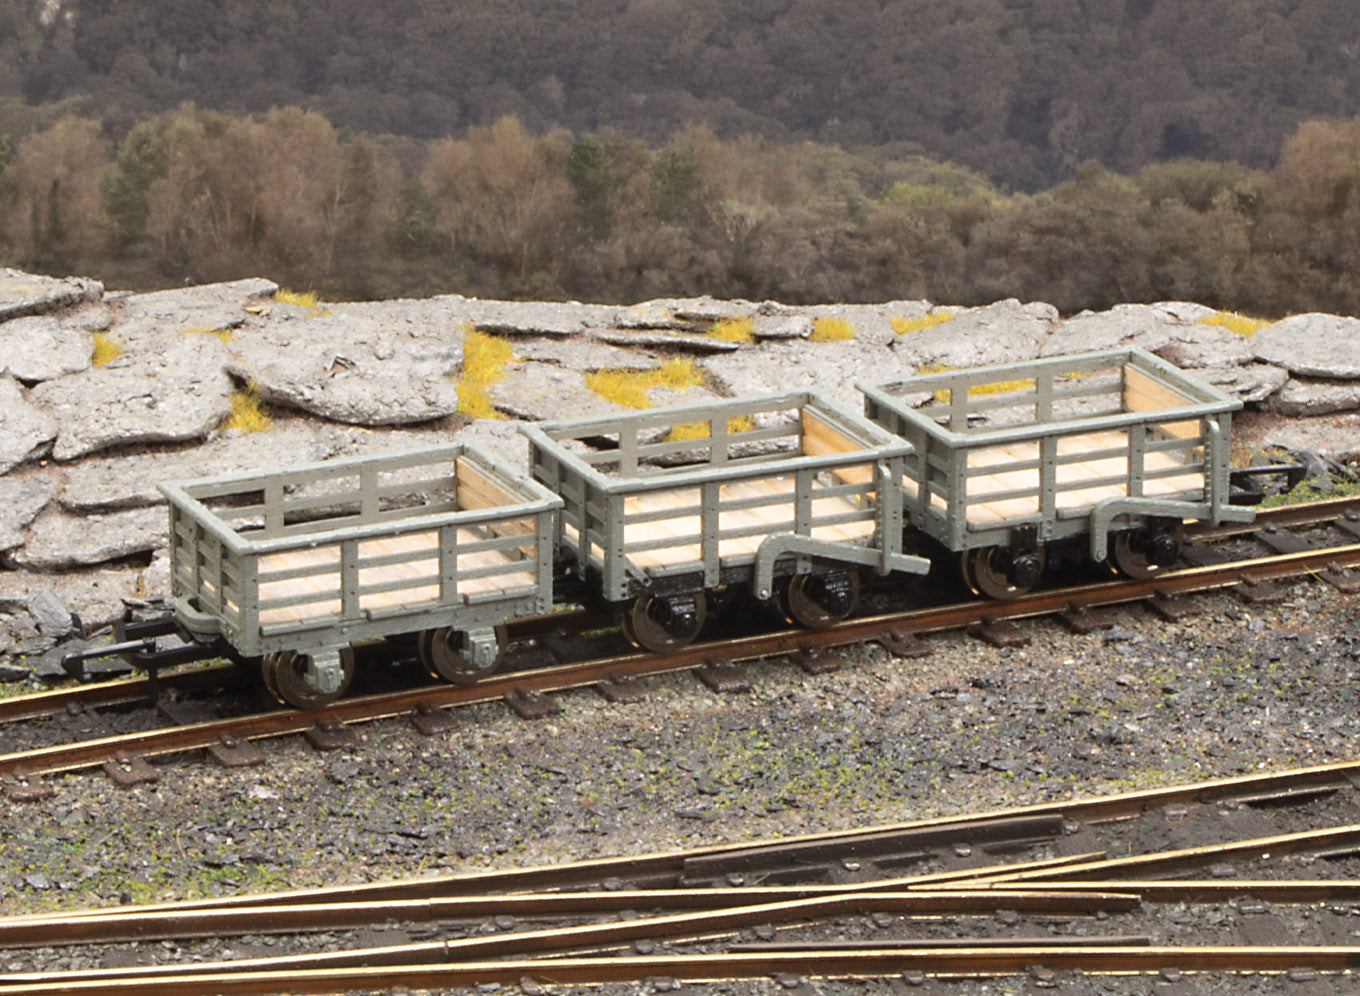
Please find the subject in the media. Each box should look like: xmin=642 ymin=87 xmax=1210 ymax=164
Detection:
xmin=418 ymin=626 xmax=507 ymax=685
xmin=1109 ymin=523 xmax=1183 ymax=579
xmin=261 ymin=648 xmax=357 ymax=710
xmin=777 ymin=571 xmax=861 ymax=629
xmin=961 ymin=545 xmax=1045 ymax=601
xmin=618 ymin=593 xmax=707 ymax=653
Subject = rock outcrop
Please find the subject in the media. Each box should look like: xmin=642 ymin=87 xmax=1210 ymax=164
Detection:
xmin=2 ymin=269 xmax=1359 ymax=667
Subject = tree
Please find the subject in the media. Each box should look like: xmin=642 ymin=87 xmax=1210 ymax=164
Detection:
xmin=102 ymin=120 xmax=168 ymax=249
xmin=2 ymin=116 xmax=112 ymax=268
xmin=649 ymin=142 xmax=705 ymax=224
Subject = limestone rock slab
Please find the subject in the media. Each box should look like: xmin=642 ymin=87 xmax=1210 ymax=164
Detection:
xmin=0 ymin=316 xmax=92 ymax=382
xmin=1270 ymin=377 xmax=1360 ymax=417
xmin=509 ymin=336 xmax=658 ymax=371
xmin=1261 ymin=413 xmax=1360 ymax=463
xmin=701 ymin=340 xmax=906 ymax=413
xmin=1251 ymin=314 xmax=1360 ymax=379
xmin=1041 ymin=302 xmax=1207 ymax=358
xmin=489 ymin=362 xmax=659 ymax=422
xmin=0 ymin=476 xmax=55 ymax=551
xmin=59 ymin=423 xmax=341 ymax=511
xmin=0 ymin=376 xmax=58 ymax=473
xmin=893 ymin=299 xmax=1057 ymax=370
xmin=591 ymin=328 xmax=743 ymax=353
xmin=1149 ymin=324 xmax=1254 ymax=369
xmin=29 ymin=335 xmax=234 ymax=460
xmin=454 ymin=298 xmax=617 ymax=337
xmin=225 ymin=311 xmax=460 ymax=425
xmin=0 ymin=567 xmax=142 ymax=633
xmin=12 ymin=505 xmax=168 ymax=571
xmin=1194 ymin=363 xmax=1290 ymax=405
xmin=111 ymin=278 xmax=279 ymax=345
xmin=0 ymin=269 xmax=103 ymax=322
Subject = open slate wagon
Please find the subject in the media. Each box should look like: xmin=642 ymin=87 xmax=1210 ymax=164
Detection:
xmin=859 ymin=347 xmax=1255 ymax=597
xmin=523 ymin=390 xmax=930 ymax=651
xmin=161 ymin=443 xmax=561 ymax=707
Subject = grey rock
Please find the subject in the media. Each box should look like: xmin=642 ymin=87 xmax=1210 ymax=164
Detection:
xmin=1262 ymin=412 xmax=1360 ymax=463
xmin=13 ymin=505 xmax=168 ymax=570
xmin=28 ymin=588 xmax=77 ymax=638
xmin=111 ymin=278 xmax=278 ymax=346
xmin=1194 ymin=363 xmax=1290 ymax=405
xmin=509 ymin=336 xmax=658 ymax=372
xmin=804 ymin=302 xmax=933 ymax=347
xmin=0 ymin=567 xmax=141 ymax=632
xmin=1271 ymin=377 xmax=1360 ymax=417
xmin=0 ymin=316 xmax=92 ymax=382
xmin=1041 ymin=302 xmax=1211 ymax=358
xmin=59 ymin=423 xmax=340 ymax=512
xmin=1252 ymin=313 xmax=1360 ymax=379
xmin=30 ymin=335 xmax=234 ymax=460
xmin=452 ymin=419 xmax=537 ymax=473
xmin=590 ymin=328 xmax=742 ymax=353
xmin=752 ymin=315 xmax=813 ymax=340
xmin=0 ymin=375 xmax=58 ymax=473
xmin=225 ymin=310 xmax=459 ymax=425
xmin=458 ymin=298 xmax=603 ymax=337
xmin=0 ymin=269 xmax=103 ymax=322
xmin=0 ymin=476 xmax=56 ymax=550
xmin=1150 ymin=323 xmax=1254 ymax=369
xmin=490 ymin=360 xmax=718 ymax=422
xmin=702 ymin=339 xmax=906 ymax=413
xmin=893 ymin=298 xmax=1056 ymax=369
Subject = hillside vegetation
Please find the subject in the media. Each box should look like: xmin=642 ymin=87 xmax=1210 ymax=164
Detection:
xmin=0 ymin=1 xmax=1359 ymax=314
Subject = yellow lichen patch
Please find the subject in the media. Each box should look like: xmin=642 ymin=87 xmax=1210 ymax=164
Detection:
xmin=585 ymin=358 xmax=703 ymax=409
xmin=708 ymin=316 xmax=754 ymax=343
xmin=222 ymin=383 xmax=271 ymax=433
xmin=665 ymin=414 xmax=756 ymax=442
xmin=456 ymin=327 xmax=515 ymax=419
xmin=274 ymin=288 xmax=325 ymax=314
xmin=182 ymin=326 xmax=234 ymax=342
xmin=1197 ymin=310 xmax=1270 ymax=337
xmin=891 ymin=312 xmax=955 ymax=335
xmin=91 ymin=331 xmax=123 ymax=366
xmin=809 ymin=316 xmax=854 ymax=342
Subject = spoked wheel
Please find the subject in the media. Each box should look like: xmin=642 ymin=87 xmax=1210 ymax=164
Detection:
xmin=418 ymin=626 xmax=506 ymax=685
xmin=961 ymin=545 xmax=1046 ymax=600
xmin=1109 ymin=522 xmax=1183 ymax=579
xmin=618 ymin=593 xmax=707 ymax=653
xmin=777 ymin=570 xmax=861 ymax=629
xmin=260 ymin=648 xmax=357 ymax=709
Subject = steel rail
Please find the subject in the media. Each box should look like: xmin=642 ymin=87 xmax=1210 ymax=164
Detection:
xmin=0 ymin=890 xmax=1142 ymax=984
xmin=973 ymin=880 xmax=1360 ymax=903
xmin=0 ymin=853 xmax=1111 ymax=946
xmin=956 ymin=824 xmax=1360 ymax=884
xmin=5 ymin=947 xmax=1360 ymax=995
xmin=12 ymin=757 xmax=1360 ymax=925
xmin=5 ymin=534 xmax=1360 ymax=784
xmin=0 ymin=663 xmax=241 ymax=725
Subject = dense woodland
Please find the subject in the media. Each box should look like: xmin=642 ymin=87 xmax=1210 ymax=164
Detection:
xmin=0 ymin=0 xmax=1358 ymax=314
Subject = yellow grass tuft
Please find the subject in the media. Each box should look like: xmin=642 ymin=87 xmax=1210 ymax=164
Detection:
xmin=585 ymin=358 xmax=703 ymax=409
xmin=91 ymin=331 xmax=123 ymax=366
xmin=665 ymin=414 xmax=756 ymax=442
xmin=1197 ymin=310 xmax=1270 ymax=337
xmin=809 ymin=316 xmax=854 ymax=342
xmin=456 ymin=327 xmax=515 ymax=419
xmin=891 ymin=312 xmax=955 ymax=335
xmin=274 ymin=288 xmax=325 ymax=314
xmin=222 ymin=383 xmax=271 ymax=433
xmin=182 ymin=326 xmax=233 ymax=342
xmin=708 ymin=316 xmax=754 ymax=343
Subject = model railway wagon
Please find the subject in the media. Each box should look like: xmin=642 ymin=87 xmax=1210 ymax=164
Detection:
xmin=156 ymin=443 xmax=561 ymax=707
xmin=859 ymin=347 xmax=1255 ymax=597
xmin=524 ymin=390 xmax=931 ymax=651
xmin=64 ymin=348 xmax=1266 ymax=709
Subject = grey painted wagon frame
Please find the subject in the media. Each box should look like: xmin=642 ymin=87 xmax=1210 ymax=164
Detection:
xmin=522 ymin=390 xmax=931 ymax=606
xmin=159 ymin=443 xmax=562 ymax=665
xmin=858 ymin=347 xmax=1255 ymax=562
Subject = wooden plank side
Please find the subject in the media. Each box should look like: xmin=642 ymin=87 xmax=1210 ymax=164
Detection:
xmin=801 ymin=409 xmax=874 ymax=485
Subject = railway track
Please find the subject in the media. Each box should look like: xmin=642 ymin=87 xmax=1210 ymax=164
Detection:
xmin=3 ymin=496 xmax=1360 ymax=796
xmin=8 ymin=759 xmax=1360 ymax=992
